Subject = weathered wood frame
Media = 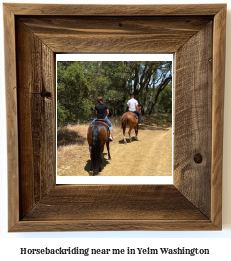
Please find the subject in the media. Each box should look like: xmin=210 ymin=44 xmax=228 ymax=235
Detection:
xmin=4 ymin=4 xmax=226 ymax=232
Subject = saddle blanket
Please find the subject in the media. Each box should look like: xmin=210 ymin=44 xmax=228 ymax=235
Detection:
xmin=131 ymin=112 xmax=138 ymax=119
xmin=95 ymin=119 xmax=110 ymax=128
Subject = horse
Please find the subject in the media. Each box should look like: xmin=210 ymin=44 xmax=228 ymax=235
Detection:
xmin=121 ymin=106 xmax=141 ymax=144
xmin=87 ymin=120 xmax=111 ymax=175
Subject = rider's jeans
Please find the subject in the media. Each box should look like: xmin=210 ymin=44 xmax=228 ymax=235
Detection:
xmin=91 ymin=116 xmax=113 ymax=131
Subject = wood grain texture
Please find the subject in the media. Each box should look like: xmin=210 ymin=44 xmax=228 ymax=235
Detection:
xmin=13 ymin=185 xmax=218 ymax=232
xmin=18 ymin=16 xmax=213 ymax=53
xmin=11 ymin=220 xmax=218 ymax=232
xmin=22 ymin=185 xmax=207 ymax=221
xmin=211 ymin=5 xmax=226 ymax=228
xmin=3 ymin=4 xmax=20 ymax=231
xmin=4 ymin=3 xmax=226 ymax=231
xmin=174 ymin=22 xmax=213 ymax=218
xmin=3 ymin=3 xmax=226 ymax=16
xmin=16 ymin=19 xmax=56 ymax=218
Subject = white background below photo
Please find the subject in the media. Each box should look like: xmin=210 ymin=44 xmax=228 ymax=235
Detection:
xmin=0 ymin=0 xmax=231 ymax=259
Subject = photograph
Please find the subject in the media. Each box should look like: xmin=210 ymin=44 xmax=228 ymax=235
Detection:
xmin=2 ymin=0 xmax=230 ymax=242
xmin=56 ymin=56 xmax=173 ymax=179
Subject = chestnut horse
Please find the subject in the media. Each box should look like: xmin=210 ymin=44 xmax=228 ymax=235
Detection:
xmin=121 ymin=107 xmax=141 ymax=144
xmin=87 ymin=120 xmax=111 ymax=175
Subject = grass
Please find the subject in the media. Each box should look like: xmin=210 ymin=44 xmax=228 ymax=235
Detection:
xmin=57 ymin=113 xmax=172 ymax=171
xmin=152 ymin=113 xmax=172 ymax=122
xmin=57 ymin=113 xmax=172 ymax=147
xmin=57 ymin=120 xmax=122 ymax=170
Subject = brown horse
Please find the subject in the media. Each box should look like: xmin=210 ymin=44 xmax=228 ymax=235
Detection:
xmin=121 ymin=107 xmax=141 ymax=144
xmin=87 ymin=120 xmax=111 ymax=175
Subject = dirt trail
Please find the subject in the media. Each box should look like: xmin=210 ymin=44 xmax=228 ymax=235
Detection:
xmin=99 ymin=128 xmax=172 ymax=176
xmin=57 ymin=122 xmax=172 ymax=177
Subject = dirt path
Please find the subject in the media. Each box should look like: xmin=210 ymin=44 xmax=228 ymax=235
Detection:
xmin=57 ymin=123 xmax=172 ymax=177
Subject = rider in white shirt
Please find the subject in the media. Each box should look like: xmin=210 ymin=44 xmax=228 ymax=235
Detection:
xmin=127 ymin=95 xmax=141 ymax=125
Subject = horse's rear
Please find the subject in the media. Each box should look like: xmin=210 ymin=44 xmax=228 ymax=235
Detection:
xmin=87 ymin=122 xmax=111 ymax=175
xmin=121 ymin=111 xmax=139 ymax=144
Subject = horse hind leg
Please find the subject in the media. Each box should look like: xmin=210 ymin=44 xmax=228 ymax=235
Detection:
xmin=89 ymin=146 xmax=94 ymax=176
xmin=123 ymin=133 xmax=127 ymax=144
xmin=106 ymin=141 xmax=111 ymax=159
xmin=98 ymin=147 xmax=104 ymax=172
xmin=128 ymin=127 xmax=132 ymax=142
xmin=122 ymin=127 xmax=127 ymax=144
xmin=135 ymin=126 xmax=138 ymax=140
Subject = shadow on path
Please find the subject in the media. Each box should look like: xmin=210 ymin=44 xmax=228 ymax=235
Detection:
xmin=84 ymin=153 xmax=111 ymax=176
xmin=57 ymin=128 xmax=87 ymax=147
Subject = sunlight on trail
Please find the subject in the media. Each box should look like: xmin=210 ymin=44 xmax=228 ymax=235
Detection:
xmin=57 ymin=114 xmax=172 ymax=177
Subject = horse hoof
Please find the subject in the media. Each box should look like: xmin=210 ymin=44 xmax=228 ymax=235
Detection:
xmin=89 ymin=171 xmax=93 ymax=176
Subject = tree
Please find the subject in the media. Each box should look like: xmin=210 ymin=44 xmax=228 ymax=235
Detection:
xmin=125 ymin=61 xmax=172 ymax=114
xmin=57 ymin=60 xmax=172 ymax=126
xmin=155 ymin=83 xmax=172 ymax=113
xmin=57 ymin=61 xmax=96 ymax=125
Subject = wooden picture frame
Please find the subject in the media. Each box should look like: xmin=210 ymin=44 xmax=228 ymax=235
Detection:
xmin=4 ymin=3 xmax=226 ymax=232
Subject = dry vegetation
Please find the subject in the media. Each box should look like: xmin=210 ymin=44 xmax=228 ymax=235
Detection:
xmin=57 ymin=117 xmax=122 ymax=170
xmin=57 ymin=114 xmax=172 ymax=176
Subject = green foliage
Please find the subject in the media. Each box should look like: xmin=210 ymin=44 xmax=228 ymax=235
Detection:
xmin=155 ymin=84 xmax=172 ymax=113
xmin=57 ymin=61 xmax=172 ymax=126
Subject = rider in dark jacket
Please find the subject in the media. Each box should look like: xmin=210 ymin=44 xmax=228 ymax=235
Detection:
xmin=91 ymin=96 xmax=113 ymax=141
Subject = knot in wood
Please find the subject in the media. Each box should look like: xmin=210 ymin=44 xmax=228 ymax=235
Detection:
xmin=40 ymin=90 xmax=52 ymax=99
xmin=194 ymin=153 xmax=203 ymax=164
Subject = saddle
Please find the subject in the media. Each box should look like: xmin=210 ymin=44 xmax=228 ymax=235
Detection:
xmin=131 ymin=111 xmax=138 ymax=119
xmin=95 ymin=119 xmax=110 ymax=128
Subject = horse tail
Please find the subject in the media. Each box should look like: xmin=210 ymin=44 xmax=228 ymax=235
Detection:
xmin=121 ymin=114 xmax=128 ymax=130
xmin=91 ymin=125 xmax=101 ymax=170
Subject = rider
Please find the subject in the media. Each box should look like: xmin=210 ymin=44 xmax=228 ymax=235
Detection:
xmin=127 ymin=94 xmax=141 ymax=125
xmin=91 ymin=96 xmax=113 ymax=141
